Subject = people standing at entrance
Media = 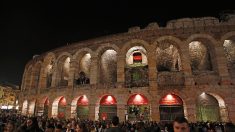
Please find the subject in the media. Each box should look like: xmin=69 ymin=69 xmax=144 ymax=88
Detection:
xmin=173 ymin=117 xmax=190 ymax=132
xmin=106 ymin=116 xmax=123 ymax=132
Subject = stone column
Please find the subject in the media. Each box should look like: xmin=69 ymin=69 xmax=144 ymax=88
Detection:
xmin=150 ymin=99 xmax=159 ymax=121
xmin=148 ymin=46 xmax=158 ymax=90
xmin=180 ymin=43 xmax=194 ymax=86
xmin=48 ymin=103 xmax=53 ymax=118
xmin=51 ymin=63 xmax=58 ymax=88
xmin=214 ymin=44 xmax=231 ymax=85
xmin=88 ymin=104 xmax=96 ymax=120
xmin=117 ymin=54 xmax=125 ymax=87
xmin=38 ymin=64 xmax=46 ymax=94
xmin=90 ymin=56 xmax=99 ymax=85
xmin=68 ymin=59 xmax=78 ymax=88
xmin=117 ymin=104 xmax=126 ymax=122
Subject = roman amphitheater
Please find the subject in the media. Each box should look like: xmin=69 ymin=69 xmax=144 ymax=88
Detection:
xmin=19 ymin=15 xmax=235 ymax=123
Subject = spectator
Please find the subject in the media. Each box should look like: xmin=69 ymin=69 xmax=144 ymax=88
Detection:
xmin=173 ymin=117 xmax=190 ymax=132
xmin=106 ymin=116 xmax=123 ymax=132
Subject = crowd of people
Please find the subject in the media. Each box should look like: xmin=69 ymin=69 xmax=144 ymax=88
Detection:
xmin=0 ymin=113 xmax=235 ymax=132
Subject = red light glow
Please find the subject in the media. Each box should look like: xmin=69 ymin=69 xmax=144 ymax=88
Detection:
xmin=77 ymin=95 xmax=89 ymax=106
xmin=159 ymin=94 xmax=183 ymax=105
xmin=100 ymin=95 xmax=117 ymax=105
xmin=127 ymin=94 xmax=148 ymax=105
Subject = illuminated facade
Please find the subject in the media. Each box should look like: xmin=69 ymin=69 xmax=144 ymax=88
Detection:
xmin=19 ymin=16 xmax=235 ymax=122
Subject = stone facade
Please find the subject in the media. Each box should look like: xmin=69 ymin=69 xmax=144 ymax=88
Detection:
xmin=19 ymin=16 xmax=235 ymax=122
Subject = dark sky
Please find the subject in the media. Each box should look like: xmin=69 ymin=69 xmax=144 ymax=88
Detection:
xmin=0 ymin=1 xmax=234 ymax=86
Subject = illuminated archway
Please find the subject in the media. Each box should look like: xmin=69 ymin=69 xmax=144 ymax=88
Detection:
xmin=98 ymin=95 xmax=117 ymax=121
xmin=159 ymin=94 xmax=184 ymax=122
xmin=127 ymin=94 xmax=150 ymax=121
xmin=71 ymin=95 xmax=89 ymax=119
xmin=52 ymin=96 xmax=66 ymax=119
xmin=37 ymin=97 xmax=49 ymax=116
xmin=28 ymin=99 xmax=36 ymax=116
xmin=22 ymin=100 xmax=28 ymax=115
xmin=196 ymin=93 xmax=227 ymax=122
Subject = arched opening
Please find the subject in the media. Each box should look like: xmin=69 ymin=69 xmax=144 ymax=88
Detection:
xmin=159 ymin=94 xmax=184 ymax=122
xmin=223 ymin=39 xmax=235 ymax=78
xmin=37 ymin=97 xmax=49 ymax=117
xmin=57 ymin=56 xmax=70 ymax=86
xmin=22 ymin=100 xmax=28 ymax=115
xmin=156 ymin=43 xmax=181 ymax=72
xmin=71 ymin=95 xmax=89 ymax=119
xmin=75 ymin=53 xmax=91 ymax=85
xmin=52 ymin=96 xmax=66 ymax=119
xmin=28 ymin=99 xmax=36 ymax=116
xmin=196 ymin=93 xmax=224 ymax=122
xmin=100 ymin=49 xmax=117 ymax=84
xmin=31 ymin=63 xmax=41 ymax=89
xmin=98 ymin=95 xmax=117 ymax=121
xmin=189 ymin=41 xmax=213 ymax=73
xmin=127 ymin=94 xmax=150 ymax=121
xmin=125 ymin=46 xmax=148 ymax=87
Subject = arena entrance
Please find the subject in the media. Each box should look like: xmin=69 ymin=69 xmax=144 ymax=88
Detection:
xmin=22 ymin=100 xmax=28 ymax=115
xmin=127 ymin=94 xmax=150 ymax=121
xmin=52 ymin=96 xmax=66 ymax=119
xmin=98 ymin=95 xmax=117 ymax=121
xmin=196 ymin=93 xmax=223 ymax=122
xmin=159 ymin=94 xmax=184 ymax=122
xmin=37 ymin=97 xmax=49 ymax=117
xmin=71 ymin=95 xmax=89 ymax=120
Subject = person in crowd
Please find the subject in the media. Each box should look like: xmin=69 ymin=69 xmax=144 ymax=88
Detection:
xmin=173 ymin=117 xmax=190 ymax=132
xmin=106 ymin=116 xmax=123 ymax=132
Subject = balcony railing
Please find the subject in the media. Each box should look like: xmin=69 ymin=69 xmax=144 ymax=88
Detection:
xmin=193 ymin=71 xmax=220 ymax=85
xmin=125 ymin=66 xmax=149 ymax=88
xmin=157 ymin=71 xmax=185 ymax=86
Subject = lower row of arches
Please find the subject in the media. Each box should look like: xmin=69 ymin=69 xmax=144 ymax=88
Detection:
xmin=21 ymin=93 xmax=228 ymax=122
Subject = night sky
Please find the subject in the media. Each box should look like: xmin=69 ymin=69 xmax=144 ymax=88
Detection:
xmin=0 ymin=1 xmax=234 ymax=86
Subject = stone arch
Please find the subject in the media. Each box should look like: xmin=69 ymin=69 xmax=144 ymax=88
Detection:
xmin=96 ymin=44 xmax=119 ymax=84
xmin=221 ymin=31 xmax=235 ymax=42
xmin=95 ymin=43 xmax=120 ymax=57
xmin=71 ymin=95 xmax=89 ymax=119
xmin=221 ymin=32 xmax=235 ymax=73
xmin=153 ymin=36 xmax=183 ymax=71
xmin=72 ymin=48 xmax=94 ymax=84
xmin=186 ymin=34 xmax=217 ymax=73
xmin=52 ymin=96 xmax=67 ymax=118
xmin=196 ymin=92 xmax=228 ymax=122
xmin=127 ymin=93 xmax=150 ymax=121
xmin=121 ymin=39 xmax=151 ymax=55
xmin=55 ymin=52 xmax=72 ymax=87
xmin=95 ymin=94 xmax=118 ymax=121
xmin=31 ymin=62 xmax=42 ymax=89
xmin=159 ymin=93 xmax=185 ymax=122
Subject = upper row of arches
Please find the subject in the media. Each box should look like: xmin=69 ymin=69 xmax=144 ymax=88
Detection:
xmin=22 ymin=33 xmax=235 ymax=90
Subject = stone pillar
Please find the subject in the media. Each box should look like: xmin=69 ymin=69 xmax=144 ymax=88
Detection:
xmin=68 ymin=59 xmax=78 ymax=88
xmin=89 ymin=104 xmax=96 ymax=120
xmin=148 ymin=47 xmax=158 ymax=90
xmin=51 ymin=63 xmax=58 ymax=88
xmin=48 ymin=103 xmax=52 ymax=118
xmin=117 ymin=54 xmax=125 ymax=87
xmin=117 ymin=104 xmax=126 ymax=122
xmin=214 ymin=44 xmax=231 ymax=85
xmin=180 ymin=43 xmax=194 ymax=86
xmin=150 ymin=99 xmax=159 ymax=121
xmin=185 ymin=103 xmax=196 ymax=122
xmin=90 ymin=56 xmax=99 ymax=85
xmin=38 ymin=64 xmax=46 ymax=93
